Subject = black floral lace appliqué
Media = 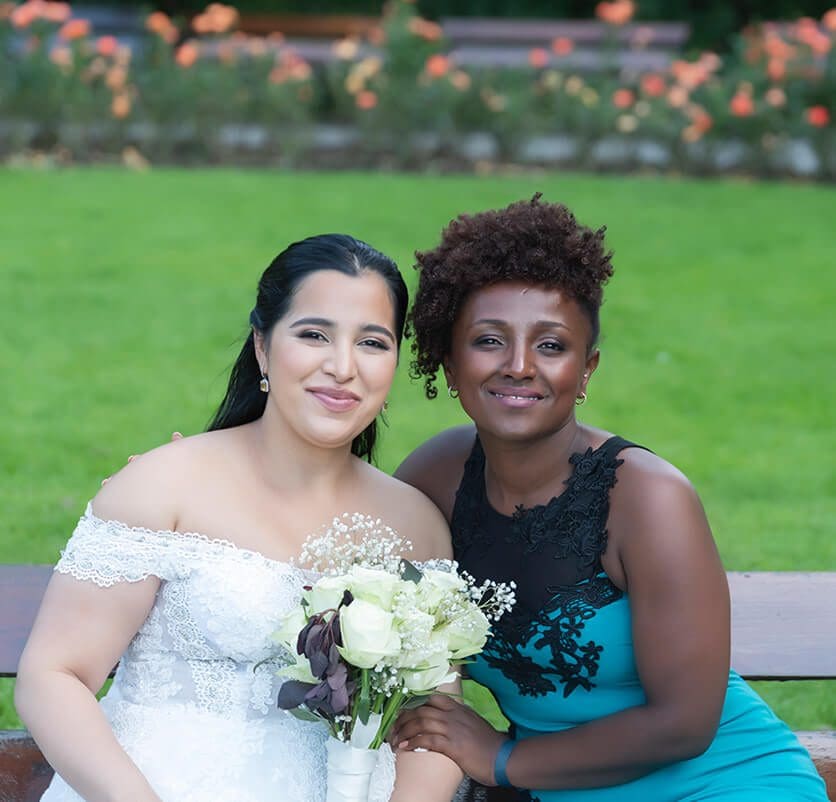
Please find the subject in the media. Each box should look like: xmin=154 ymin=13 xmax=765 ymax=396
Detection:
xmin=482 ymin=574 xmax=622 ymax=698
xmin=451 ymin=435 xmax=640 ymax=699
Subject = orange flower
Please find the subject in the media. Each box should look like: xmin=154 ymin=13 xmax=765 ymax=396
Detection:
xmin=767 ymin=58 xmax=785 ymax=82
xmin=449 ymin=69 xmax=471 ymax=91
xmin=425 ymin=53 xmax=450 ymax=78
xmin=823 ymin=8 xmax=836 ymax=31
xmin=356 ymin=90 xmax=377 ymax=110
xmin=612 ymin=88 xmax=634 ymax=108
xmin=765 ymin=87 xmax=786 ymax=107
xmin=175 ymin=41 xmax=199 ymax=68
xmin=10 ymin=2 xmax=37 ymax=27
xmin=666 ymin=85 xmax=689 ymax=108
xmin=146 ymin=11 xmax=178 ymax=44
xmin=729 ymin=92 xmax=754 ymax=117
xmin=595 ymin=0 xmax=635 ymax=26
xmin=640 ymin=73 xmax=665 ymax=97
xmin=58 ymin=18 xmax=90 ymax=40
xmin=408 ymin=17 xmax=442 ymax=41
xmin=366 ymin=25 xmax=386 ymax=46
xmin=96 ymin=35 xmax=119 ymax=57
xmin=111 ymin=92 xmax=131 ymax=119
xmin=805 ymin=105 xmax=830 ymax=127
xmin=49 ymin=44 xmax=72 ymax=69
xmin=528 ymin=47 xmax=549 ymax=69
xmin=551 ymin=36 xmax=573 ymax=56
xmin=43 ymin=2 xmax=71 ymax=23
xmin=105 ymin=65 xmax=128 ymax=90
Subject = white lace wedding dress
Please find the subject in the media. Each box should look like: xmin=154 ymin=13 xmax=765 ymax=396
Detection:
xmin=40 ymin=505 xmax=396 ymax=802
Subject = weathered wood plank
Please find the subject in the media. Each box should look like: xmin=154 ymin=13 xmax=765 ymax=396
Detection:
xmin=0 ymin=566 xmax=51 ymax=678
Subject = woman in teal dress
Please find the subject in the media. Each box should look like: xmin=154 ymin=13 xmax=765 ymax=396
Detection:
xmin=393 ymin=195 xmax=827 ymax=801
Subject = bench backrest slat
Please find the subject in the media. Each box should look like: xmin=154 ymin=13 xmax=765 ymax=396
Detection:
xmin=728 ymin=571 xmax=836 ymax=680
xmin=2 ymin=567 xmax=835 ymax=679
xmin=0 ymin=566 xmax=52 ymax=678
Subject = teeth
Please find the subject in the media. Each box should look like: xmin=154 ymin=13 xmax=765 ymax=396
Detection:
xmin=492 ymin=392 xmax=541 ymax=400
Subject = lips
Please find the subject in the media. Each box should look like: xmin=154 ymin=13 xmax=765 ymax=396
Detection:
xmin=486 ymin=387 xmax=545 ymax=408
xmin=307 ymin=386 xmax=361 ymax=413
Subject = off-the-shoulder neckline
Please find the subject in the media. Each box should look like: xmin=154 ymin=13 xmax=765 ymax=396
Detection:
xmin=82 ymin=502 xmax=313 ymax=573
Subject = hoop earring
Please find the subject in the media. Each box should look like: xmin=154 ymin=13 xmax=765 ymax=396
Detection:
xmin=448 ymin=386 xmax=459 ymax=399
xmin=575 ymin=392 xmax=587 ymax=406
xmin=259 ymin=375 xmax=270 ymax=394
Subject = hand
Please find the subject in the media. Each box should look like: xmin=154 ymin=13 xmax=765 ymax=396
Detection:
xmin=101 ymin=432 xmax=183 ymax=486
xmin=392 ymin=694 xmax=508 ymax=786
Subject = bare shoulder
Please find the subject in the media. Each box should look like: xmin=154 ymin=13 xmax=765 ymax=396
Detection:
xmin=92 ymin=430 xmax=235 ymax=531
xmin=609 ymin=444 xmax=714 ymax=567
xmin=361 ymin=467 xmax=453 ymax=561
xmin=393 ymin=424 xmax=477 ymax=521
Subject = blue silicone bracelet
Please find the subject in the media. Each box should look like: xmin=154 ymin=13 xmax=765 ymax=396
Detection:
xmin=493 ymin=739 xmax=516 ymax=788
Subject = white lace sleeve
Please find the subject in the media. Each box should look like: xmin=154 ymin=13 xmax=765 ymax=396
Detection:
xmin=55 ymin=503 xmax=190 ymax=587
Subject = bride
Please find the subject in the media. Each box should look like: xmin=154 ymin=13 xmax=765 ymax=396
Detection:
xmin=15 ymin=234 xmax=464 ymax=802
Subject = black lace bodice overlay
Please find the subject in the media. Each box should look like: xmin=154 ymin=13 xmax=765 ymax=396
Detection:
xmin=451 ymin=435 xmax=645 ymax=698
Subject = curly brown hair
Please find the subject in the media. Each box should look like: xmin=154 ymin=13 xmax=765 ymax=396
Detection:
xmin=407 ymin=194 xmax=614 ymax=398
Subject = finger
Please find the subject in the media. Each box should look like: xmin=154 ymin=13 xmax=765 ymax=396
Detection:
xmin=399 ymin=732 xmax=452 ymax=757
xmin=396 ymin=717 xmax=449 ymax=744
xmin=424 ymin=693 xmax=457 ymax=711
xmin=101 ymin=477 xmax=110 ymax=486
xmin=127 ymin=454 xmax=137 ymax=463
xmin=171 ymin=431 xmax=183 ymax=440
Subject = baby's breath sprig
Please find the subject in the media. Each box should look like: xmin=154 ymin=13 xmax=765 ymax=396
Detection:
xmin=297 ymin=513 xmax=413 ymax=574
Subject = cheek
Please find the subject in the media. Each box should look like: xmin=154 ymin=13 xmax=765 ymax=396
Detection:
xmin=269 ymin=341 xmax=318 ymax=379
xmin=361 ymin=354 xmax=398 ymax=392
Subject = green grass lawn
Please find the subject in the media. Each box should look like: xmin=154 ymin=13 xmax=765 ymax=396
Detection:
xmin=1 ymin=167 xmax=834 ymax=733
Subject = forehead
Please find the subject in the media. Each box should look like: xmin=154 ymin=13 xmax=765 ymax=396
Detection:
xmin=458 ymin=281 xmax=584 ymax=324
xmin=288 ymin=269 xmax=395 ymax=323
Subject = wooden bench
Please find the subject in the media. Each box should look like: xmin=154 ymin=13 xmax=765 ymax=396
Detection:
xmin=1 ymin=568 xmax=834 ymax=800
xmin=235 ymin=14 xmax=688 ymax=74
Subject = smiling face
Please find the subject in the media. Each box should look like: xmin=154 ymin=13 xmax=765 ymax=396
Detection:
xmin=254 ymin=269 xmax=399 ymax=451
xmin=445 ymin=282 xmax=599 ymax=443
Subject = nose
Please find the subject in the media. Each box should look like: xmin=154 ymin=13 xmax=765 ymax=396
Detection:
xmin=324 ymin=340 xmax=357 ymax=383
xmin=503 ymin=339 xmax=536 ymax=380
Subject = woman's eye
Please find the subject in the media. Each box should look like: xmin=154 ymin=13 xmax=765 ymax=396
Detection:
xmin=474 ymin=336 xmax=503 ymax=347
xmin=359 ymin=339 xmax=390 ymax=351
xmin=539 ymin=340 xmax=565 ymax=352
xmin=299 ymin=330 xmax=328 ymax=342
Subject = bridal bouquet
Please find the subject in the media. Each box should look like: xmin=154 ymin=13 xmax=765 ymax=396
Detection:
xmin=273 ymin=514 xmax=515 ymax=802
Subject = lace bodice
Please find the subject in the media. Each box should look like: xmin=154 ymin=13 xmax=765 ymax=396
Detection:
xmin=56 ymin=504 xmax=309 ymax=718
xmin=43 ymin=505 xmax=396 ymax=802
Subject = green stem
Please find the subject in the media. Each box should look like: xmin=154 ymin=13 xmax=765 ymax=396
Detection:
xmin=369 ymin=688 xmax=406 ymax=750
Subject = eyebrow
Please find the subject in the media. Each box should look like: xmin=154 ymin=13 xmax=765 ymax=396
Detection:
xmin=472 ymin=318 xmax=569 ymax=331
xmin=290 ymin=317 xmax=396 ymax=342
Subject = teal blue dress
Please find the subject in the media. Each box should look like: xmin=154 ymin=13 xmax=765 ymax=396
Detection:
xmin=452 ymin=436 xmax=827 ymax=802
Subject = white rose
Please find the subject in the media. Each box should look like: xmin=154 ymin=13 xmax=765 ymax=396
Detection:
xmin=400 ymin=661 xmax=458 ymax=693
xmin=417 ymin=569 xmax=467 ymax=610
xmin=441 ymin=607 xmax=490 ymax=659
xmin=304 ymin=575 xmax=350 ymax=615
xmin=338 ymin=599 xmax=401 ymax=669
xmin=273 ymin=605 xmax=308 ymax=651
xmin=348 ymin=565 xmax=400 ymax=611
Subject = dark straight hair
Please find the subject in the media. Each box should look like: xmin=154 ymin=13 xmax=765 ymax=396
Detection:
xmin=207 ymin=234 xmax=408 ymax=462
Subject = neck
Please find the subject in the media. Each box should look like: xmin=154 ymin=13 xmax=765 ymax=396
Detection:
xmin=478 ymin=418 xmax=584 ymax=510
xmin=246 ymin=406 xmax=357 ymax=497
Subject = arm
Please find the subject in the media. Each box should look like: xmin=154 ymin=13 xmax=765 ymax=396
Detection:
xmin=16 ymin=451 xmax=183 ymax=802
xmin=388 ymin=481 xmax=465 ymax=800
xmin=395 ymin=459 xmax=730 ymax=790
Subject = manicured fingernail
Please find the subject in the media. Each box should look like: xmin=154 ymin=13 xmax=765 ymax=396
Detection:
xmin=398 ymin=741 xmax=408 ymax=750
xmin=173 ymin=432 xmax=182 ymax=438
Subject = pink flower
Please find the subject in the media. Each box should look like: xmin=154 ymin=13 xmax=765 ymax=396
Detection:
xmin=729 ymin=92 xmax=754 ymax=117
xmin=640 ymin=73 xmax=666 ymax=97
xmin=612 ymin=88 xmax=635 ymax=108
xmin=528 ymin=47 xmax=549 ymax=69
xmin=96 ymin=35 xmax=119 ymax=57
xmin=57 ymin=18 xmax=90 ymax=40
xmin=595 ymin=0 xmax=635 ymax=26
xmin=551 ymin=36 xmax=573 ymax=56
xmin=356 ymin=90 xmax=378 ymax=110
xmin=805 ymin=105 xmax=830 ymax=127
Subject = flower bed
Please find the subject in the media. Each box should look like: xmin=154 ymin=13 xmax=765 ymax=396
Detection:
xmin=1 ymin=0 xmax=834 ymax=177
